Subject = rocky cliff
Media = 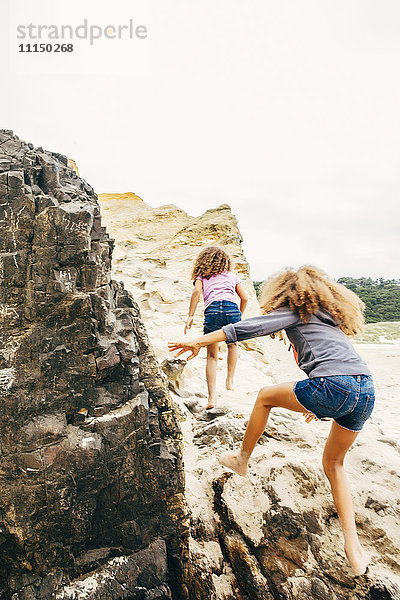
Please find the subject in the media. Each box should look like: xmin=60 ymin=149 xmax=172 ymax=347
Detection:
xmin=1 ymin=129 xmax=399 ymax=600
xmin=98 ymin=193 xmax=400 ymax=600
xmin=0 ymin=132 xmax=189 ymax=600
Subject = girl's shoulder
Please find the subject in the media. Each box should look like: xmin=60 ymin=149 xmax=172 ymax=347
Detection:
xmin=226 ymin=271 xmax=239 ymax=283
xmin=214 ymin=270 xmax=239 ymax=283
xmin=198 ymin=271 xmax=239 ymax=284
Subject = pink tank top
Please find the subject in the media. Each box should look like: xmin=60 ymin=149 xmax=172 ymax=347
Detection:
xmin=196 ymin=272 xmax=239 ymax=309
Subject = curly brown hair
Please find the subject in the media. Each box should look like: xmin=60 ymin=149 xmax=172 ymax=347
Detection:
xmin=259 ymin=265 xmax=365 ymax=336
xmin=191 ymin=246 xmax=232 ymax=280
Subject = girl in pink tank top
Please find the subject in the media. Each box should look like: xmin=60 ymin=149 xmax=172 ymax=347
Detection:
xmin=185 ymin=246 xmax=248 ymax=409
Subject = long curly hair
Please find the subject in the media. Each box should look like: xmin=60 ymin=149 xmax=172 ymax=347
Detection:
xmin=191 ymin=246 xmax=232 ymax=280
xmin=259 ymin=265 xmax=365 ymax=336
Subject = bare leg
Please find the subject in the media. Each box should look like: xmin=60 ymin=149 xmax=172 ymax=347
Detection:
xmin=226 ymin=343 xmax=238 ymax=390
xmin=218 ymin=382 xmax=303 ymax=475
xmin=205 ymin=343 xmax=219 ymax=409
xmin=322 ymin=421 xmax=369 ymax=576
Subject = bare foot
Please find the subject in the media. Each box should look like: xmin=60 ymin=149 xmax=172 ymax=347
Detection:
xmin=206 ymin=398 xmax=216 ymax=410
xmin=217 ymin=450 xmax=249 ymax=476
xmin=225 ymin=377 xmax=234 ymax=391
xmin=345 ymin=545 xmax=370 ymax=577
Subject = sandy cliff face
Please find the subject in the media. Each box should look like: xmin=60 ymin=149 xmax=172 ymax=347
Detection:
xmin=0 ymin=133 xmax=189 ymax=600
xmin=99 ymin=192 xmax=400 ymax=600
xmin=98 ymin=194 xmax=260 ymax=331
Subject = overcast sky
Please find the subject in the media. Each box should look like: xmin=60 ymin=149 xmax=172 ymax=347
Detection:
xmin=2 ymin=0 xmax=400 ymax=281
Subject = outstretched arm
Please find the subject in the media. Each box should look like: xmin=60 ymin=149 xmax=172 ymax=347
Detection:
xmin=170 ymin=309 xmax=301 ymax=359
xmin=184 ymin=278 xmax=202 ymax=333
xmin=169 ymin=329 xmax=227 ymax=360
xmin=223 ymin=309 xmax=300 ymax=343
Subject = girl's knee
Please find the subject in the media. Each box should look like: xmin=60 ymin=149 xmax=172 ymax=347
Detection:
xmin=256 ymin=386 xmax=274 ymax=406
xmin=322 ymin=455 xmax=344 ymax=477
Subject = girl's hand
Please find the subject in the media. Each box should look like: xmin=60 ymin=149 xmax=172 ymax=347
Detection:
xmin=184 ymin=317 xmax=194 ymax=334
xmin=168 ymin=340 xmax=201 ymax=360
xmin=303 ymin=412 xmax=315 ymax=424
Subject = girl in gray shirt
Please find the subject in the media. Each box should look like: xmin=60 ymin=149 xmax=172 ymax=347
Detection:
xmin=169 ymin=265 xmax=374 ymax=577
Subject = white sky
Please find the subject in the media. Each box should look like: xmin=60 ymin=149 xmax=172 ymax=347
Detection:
xmin=2 ymin=0 xmax=400 ymax=281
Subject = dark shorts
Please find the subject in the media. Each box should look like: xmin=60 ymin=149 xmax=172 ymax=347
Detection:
xmin=203 ymin=300 xmax=241 ymax=335
xmin=293 ymin=375 xmax=375 ymax=432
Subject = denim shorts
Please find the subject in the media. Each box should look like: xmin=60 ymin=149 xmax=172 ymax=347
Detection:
xmin=293 ymin=375 xmax=375 ymax=432
xmin=203 ymin=300 xmax=241 ymax=335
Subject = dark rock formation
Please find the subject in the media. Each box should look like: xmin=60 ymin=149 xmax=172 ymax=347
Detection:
xmin=211 ymin=470 xmax=400 ymax=600
xmin=0 ymin=131 xmax=189 ymax=600
xmin=222 ymin=531 xmax=274 ymax=600
xmin=369 ymin=579 xmax=400 ymax=600
xmin=161 ymin=359 xmax=188 ymax=398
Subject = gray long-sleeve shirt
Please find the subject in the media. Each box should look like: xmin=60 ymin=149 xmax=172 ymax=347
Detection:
xmin=222 ymin=307 xmax=371 ymax=378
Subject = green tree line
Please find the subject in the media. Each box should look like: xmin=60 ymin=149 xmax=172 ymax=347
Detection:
xmin=337 ymin=277 xmax=400 ymax=323
xmin=253 ymin=278 xmax=400 ymax=323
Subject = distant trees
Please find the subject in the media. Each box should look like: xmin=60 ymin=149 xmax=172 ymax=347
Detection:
xmin=253 ymin=277 xmax=400 ymax=323
xmin=253 ymin=281 xmax=263 ymax=297
xmin=337 ymin=277 xmax=400 ymax=323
